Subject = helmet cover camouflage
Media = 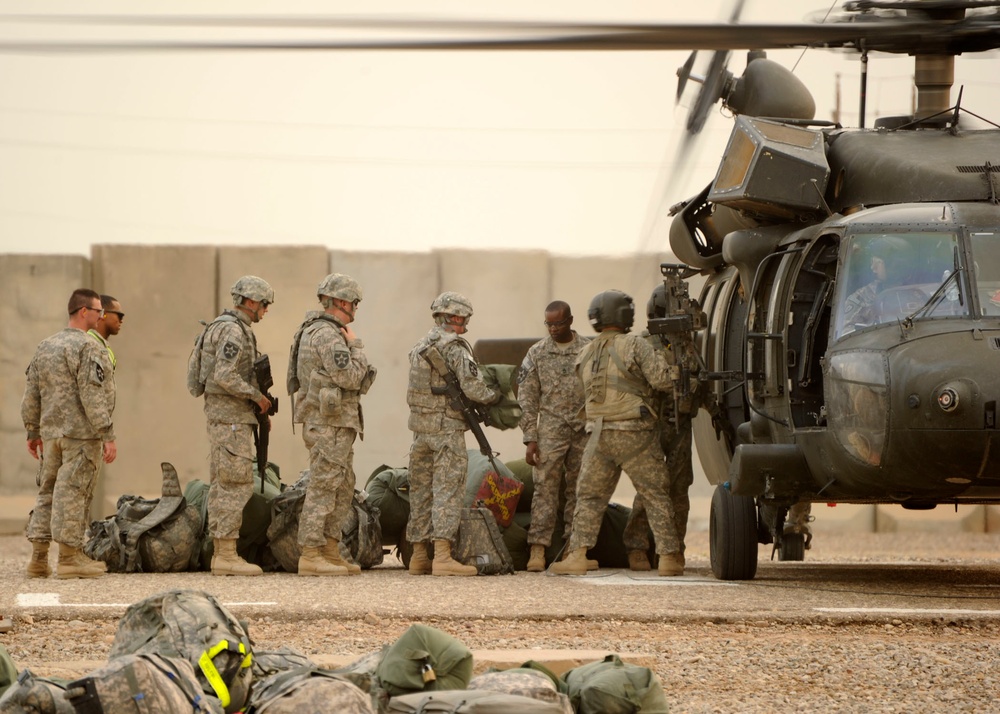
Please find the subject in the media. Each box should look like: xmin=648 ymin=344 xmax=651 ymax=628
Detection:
xmin=317 ymin=273 xmax=363 ymax=303
xmin=430 ymin=291 xmax=473 ymax=318
xmin=647 ymin=284 xmax=668 ymax=320
xmin=231 ymin=275 xmax=275 ymax=305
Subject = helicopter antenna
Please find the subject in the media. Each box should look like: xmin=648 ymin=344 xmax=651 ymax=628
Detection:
xmin=859 ymin=49 xmax=869 ymax=129
xmin=951 ymin=85 xmax=964 ymax=132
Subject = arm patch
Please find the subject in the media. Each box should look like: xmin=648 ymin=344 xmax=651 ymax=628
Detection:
xmin=222 ymin=342 xmax=240 ymax=360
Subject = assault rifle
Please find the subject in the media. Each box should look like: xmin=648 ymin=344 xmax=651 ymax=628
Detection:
xmin=253 ymin=354 xmax=279 ymax=492
xmin=421 ymin=346 xmax=502 ymax=474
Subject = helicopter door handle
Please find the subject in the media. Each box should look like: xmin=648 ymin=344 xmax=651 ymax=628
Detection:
xmin=747 ymin=332 xmax=783 ymax=341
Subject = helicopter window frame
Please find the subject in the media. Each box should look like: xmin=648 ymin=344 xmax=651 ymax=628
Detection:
xmin=833 ymin=230 xmax=969 ymax=340
xmin=968 ymin=230 xmax=1000 ymax=317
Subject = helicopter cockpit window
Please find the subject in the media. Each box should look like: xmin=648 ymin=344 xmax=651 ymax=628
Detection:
xmin=969 ymin=231 xmax=1000 ymax=316
xmin=834 ymin=232 xmax=966 ymax=338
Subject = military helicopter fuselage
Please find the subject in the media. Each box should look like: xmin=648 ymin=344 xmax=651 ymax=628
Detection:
xmin=672 ymin=43 xmax=1000 ymax=578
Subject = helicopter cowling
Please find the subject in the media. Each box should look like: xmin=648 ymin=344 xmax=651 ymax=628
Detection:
xmin=725 ymin=56 xmax=816 ymax=122
xmin=668 ymin=183 xmax=756 ymax=271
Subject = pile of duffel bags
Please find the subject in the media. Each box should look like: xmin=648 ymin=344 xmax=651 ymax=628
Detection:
xmin=0 ymin=589 xmax=670 ymax=713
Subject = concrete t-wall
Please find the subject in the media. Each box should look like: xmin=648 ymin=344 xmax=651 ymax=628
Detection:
xmin=0 ymin=245 xmax=991 ymax=536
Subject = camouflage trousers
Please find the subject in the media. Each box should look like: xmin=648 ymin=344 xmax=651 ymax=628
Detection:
xmin=406 ymin=429 xmax=468 ymax=544
xmin=624 ymin=419 xmax=693 ymax=554
xmin=527 ymin=425 xmax=588 ymax=547
xmin=26 ymin=437 xmax=102 ymax=548
xmin=206 ymin=421 xmax=255 ymax=540
xmin=567 ymin=427 xmax=679 ymax=556
xmin=298 ymin=424 xmax=357 ymax=548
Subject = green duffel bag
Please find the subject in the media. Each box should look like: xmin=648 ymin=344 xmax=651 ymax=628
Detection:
xmin=561 ymin=654 xmax=669 ymax=714
xmin=480 ymin=364 xmax=523 ymax=430
xmin=0 ymin=645 xmax=17 ymax=699
xmin=504 ymin=459 xmax=535 ymax=513
xmin=185 ymin=461 xmax=284 ymax=570
xmin=510 ymin=511 xmax=567 ymax=569
xmin=589 ymin=502 xmax=653 ymax=569
xmin=365 ymin=465 xmax=410 ymax=546
xmin=375 ymin=624 xmax=473 ymax=698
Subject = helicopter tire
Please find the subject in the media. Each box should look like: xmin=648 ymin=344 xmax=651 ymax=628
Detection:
xmin=778 ymin=533 xmax=806 ymax=562
xmin=709 ymin=485 xmax=758 ymax=581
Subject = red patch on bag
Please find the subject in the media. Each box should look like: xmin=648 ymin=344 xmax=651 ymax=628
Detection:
xmin=473 ymin=471 xmax=523 ymax=527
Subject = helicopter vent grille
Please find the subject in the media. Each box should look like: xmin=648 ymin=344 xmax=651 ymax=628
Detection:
xmin=956 ymin=164 xmax=1000 ymax=174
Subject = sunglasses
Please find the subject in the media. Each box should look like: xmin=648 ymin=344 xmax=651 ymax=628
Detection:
xmin=105 ymin=310 xmax=125 ymax=320
xmin=72 ymin=304 xmax=105 ymax=317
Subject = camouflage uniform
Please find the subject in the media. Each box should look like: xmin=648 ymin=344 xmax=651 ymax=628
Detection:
xmin=289 ymin=310 xmax=375 ymax=548
xmin=842 ymin=280 xmax=880 ymax=326
xmin=200 ymin=309 xmax=266 ymax=540
xmin=21 ymin=328 xmax=116 ymax=548
xmin=567 ymin=331 xmax=680 ymax=556
xmin=624 ymin=331 xmax=702 ymax=556
xmin=406 ymin=325 xmax=497 ymax=544
xmin=517 ymin=332 xmax=590 ymax=546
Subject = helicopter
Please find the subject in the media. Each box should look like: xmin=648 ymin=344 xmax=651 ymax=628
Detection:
xmin=7 ymin=1 xmax=1000 ymax=581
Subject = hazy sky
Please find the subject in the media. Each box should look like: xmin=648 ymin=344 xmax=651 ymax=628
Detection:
xmin=0 ymin=1 xmax=997 ymax=257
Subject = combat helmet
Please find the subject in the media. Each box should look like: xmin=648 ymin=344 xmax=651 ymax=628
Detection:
xmin=430 ymin=291 xmax=474 ymax=318
xmin=588 ymin=289 xmax=635 ymax=332
xmin=647 ymin=284 xmax=668 ymax=320
xmin=317 ymin=273 xmax=363 ymax=303
xmin=231 ymin=275 xmax=274 ymax=305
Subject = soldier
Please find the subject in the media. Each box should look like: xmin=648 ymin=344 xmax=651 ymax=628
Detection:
xmin=87 ymin=294 xmax=124 ymax=370
xmin=196 ymin=275 xmax=274 ymax=577
xmin=287 ymin=273 xmax=376 ymax=577
xmin=551 ymin=289 xmax=683 ymax=577
xmin=623 ymin=284 xmax=704 ymax=571
xmin=517 ymin=300 xmax=591 ymax=572
xmin=22 ymin=288 xmax=117 ymax=579
xmin=406 ymin=292 xmax=500 ymax=577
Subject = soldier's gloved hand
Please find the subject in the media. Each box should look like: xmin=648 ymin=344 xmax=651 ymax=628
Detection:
xmin=525 ymin=441 xmax=540 ymax=467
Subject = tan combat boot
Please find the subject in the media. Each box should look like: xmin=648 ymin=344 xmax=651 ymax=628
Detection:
xmin=211 ymin=538 xmax=263 ymax=577
xmin=526 ymin=544 xmax=546 ymax=572
xmin=628 ymin=550 xmax=652 ymax=572
xmin=298 ymin=546 xmax=349 ymax=576
xmin=409 ymin=542 xmax=433 ymax=576
xmin=55 ymin=543 xmax=105 ymax=579
xmin=431 ymin=539 xmax=477 ymax=577
xmin=27 ymin=541 xmax=51 ymax=579
xmin=561 ymin=549 xmax=599 ymax=571
xmin=657 ymin=552 xmax=684 ymax=577
xmin=321 ymin=539 xmax=361 ymax=575
xmin=549 ymin=547 xmax=589 ymax=575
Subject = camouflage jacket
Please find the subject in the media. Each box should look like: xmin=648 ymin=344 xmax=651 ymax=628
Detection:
xmin=289 ymin=310 xmax=375 ymax=432
xmin=21 ymin=327 xmax=116 ymax=442
xmin=202 ymin=309 xmax=262 ymax=425
xmin=406 ymin=325 xmax=497 ymax=434
xmin=517 ymin=331 xmax=590 ymax=444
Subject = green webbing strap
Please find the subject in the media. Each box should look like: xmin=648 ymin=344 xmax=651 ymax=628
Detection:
xmin=198 ymin=639 xmax=253 ymax=709
xmin=125 ymin=661 xmax=151 ymax=714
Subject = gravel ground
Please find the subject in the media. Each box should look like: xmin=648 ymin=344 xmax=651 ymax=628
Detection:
xmin=3 ymin=532 xmax=1000 ymax=713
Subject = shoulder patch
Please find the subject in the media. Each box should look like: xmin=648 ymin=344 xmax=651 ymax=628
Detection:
xmin=94 ymin=360 xmax=105 ymax=384
xmin=222 ymin=342 xmax=240 ymax=360
xmin=516 ymin=361 xmax=531 ymax=384
xmin=333 ymin=348 xmax=351 ymax=369
xmin=468 ymin=360 xmax=479 ymax=377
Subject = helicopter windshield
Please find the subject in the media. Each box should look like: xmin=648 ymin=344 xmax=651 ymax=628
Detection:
xmin=970 ymin=231 xmax=1000 ymax=316
xmin=834 ymin=232 xmax=966 ymax=339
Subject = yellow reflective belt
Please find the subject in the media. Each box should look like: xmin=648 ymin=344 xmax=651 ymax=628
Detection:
xmin=198 ymin=639 xmax=253 ymax=708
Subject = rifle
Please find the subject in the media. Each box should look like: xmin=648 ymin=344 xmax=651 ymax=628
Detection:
xmin=253 ymin=354 xmax=279 ymax=492
xmin=421 ymin=346 xmax=502 ymax=474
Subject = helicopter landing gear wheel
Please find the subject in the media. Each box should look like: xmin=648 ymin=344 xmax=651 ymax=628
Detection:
xmin=778 ymin=533 xmax=806 ymax=561
xmin=709 ymin=485 xmax=758 ymax=580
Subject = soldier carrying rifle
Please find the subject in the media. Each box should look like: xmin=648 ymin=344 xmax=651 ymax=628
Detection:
xmin=405 ymin=292 xmax=500 ymax=577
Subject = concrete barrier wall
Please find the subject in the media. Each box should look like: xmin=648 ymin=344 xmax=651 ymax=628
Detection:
xmin=1 ymin=245 xmax=993 ymax=536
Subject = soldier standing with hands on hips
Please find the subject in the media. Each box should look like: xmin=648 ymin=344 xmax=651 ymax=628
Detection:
xmin=22 ymin=288 xmax=117 ymax=579
xmin=189 ymin=275 xmax=274 ymax=577
xmin=287 ymin=273 xmax=376 ymax=576
xmin=405 ymin=292 xmax=500 ymax=577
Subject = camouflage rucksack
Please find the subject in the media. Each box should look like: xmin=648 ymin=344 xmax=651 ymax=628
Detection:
xmin=267 ymin=473 xmax=380 ymax=572
xmin=109 ymin=589 xmax=254 ymax=714
xmin=468 ymin=668 xmax=573 ymax=714
xmin=65 ymin=654 xmax=222 ymax=713
xmin=85 ymin=462 xmax=201 ymax=573
xmin=0 ymin=670 xmax=73 ymax=714
xmin=246 ymin=667 xmax=373 ymax=714
xmin=387 ymin=690 xmax=571 ymax=713
xmin=399 ymin=508 xmax=515 ymax=575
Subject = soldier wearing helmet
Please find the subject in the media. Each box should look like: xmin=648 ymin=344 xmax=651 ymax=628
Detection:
xmin=405 ymin=291 xmax=499 ymax=577
xmin=517 ymin=300 xmax=592 ymax=572
xmin=286 ymin=273 xmax=376 ymax=576
xmin=197 ymin=274 xmax=274 ymax=577
xmin=551 ymin=288 xmax=684 ymax=577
